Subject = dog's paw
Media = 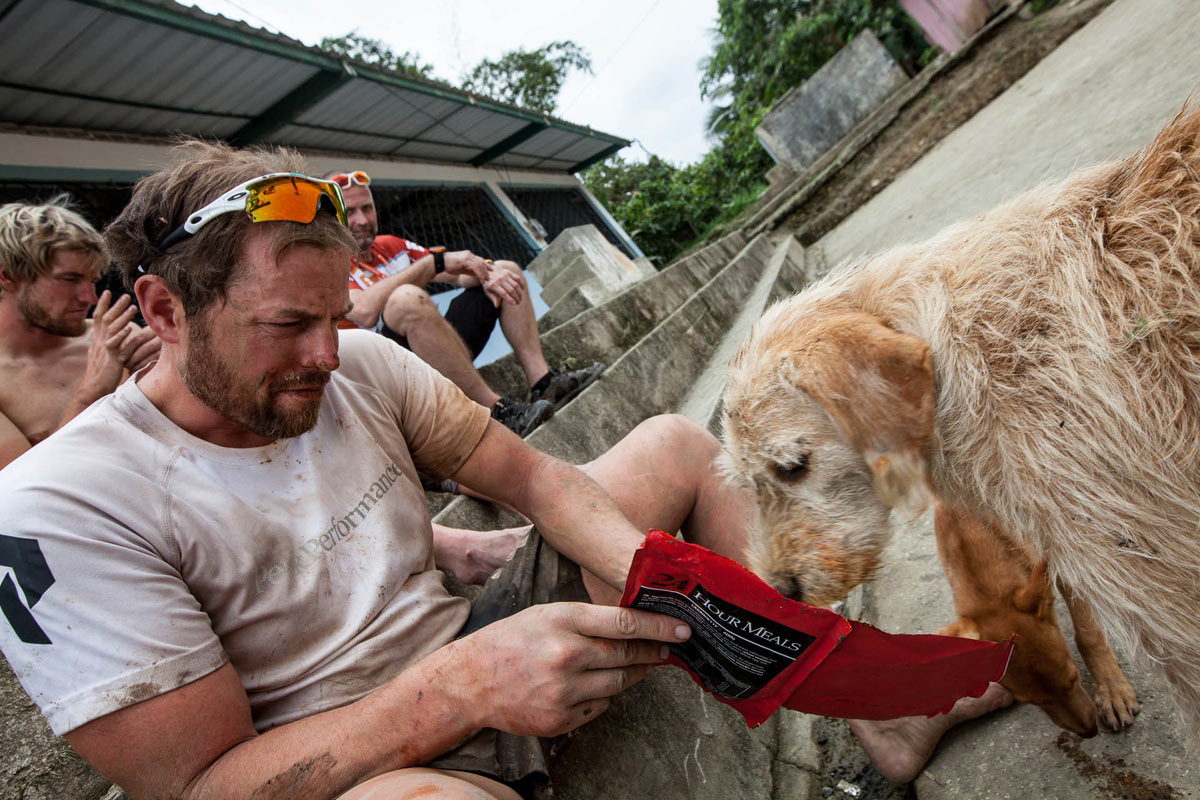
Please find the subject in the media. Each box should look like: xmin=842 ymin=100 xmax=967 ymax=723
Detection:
xmin=1093 ymin=676 xmax=1140 ymax=731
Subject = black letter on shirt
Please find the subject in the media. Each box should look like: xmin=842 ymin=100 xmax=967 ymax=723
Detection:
xmin=0 ymin=535 xmax=55 ymax=645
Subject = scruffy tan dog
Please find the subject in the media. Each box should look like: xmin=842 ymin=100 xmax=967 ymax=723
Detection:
xmin=721 ymin=104 xmax=1200 ymax=738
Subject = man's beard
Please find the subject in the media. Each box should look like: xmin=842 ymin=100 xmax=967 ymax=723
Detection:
xmin=181 ymin=317 xmax=330 ymax=440
xmin=18 ymin=288 xmax=86 ymax=337
xmin=350 ymin=222 xmax=375 ymax=252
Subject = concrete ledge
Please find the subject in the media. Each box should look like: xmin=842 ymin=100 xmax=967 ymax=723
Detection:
xmin=478 ymin=231 xmax=761 ymax=401
xmin=436 ymin=233 xmax=787 ymax=800
xmin=767 ymin=234 xmax=808 ymax=306
xmin=437 ymin=233 xmax=774 ymax=527
xmin=680 ymin=234 xmax=807 ymax=433
xmin=756 ymin=29 xmax=909 ymax=173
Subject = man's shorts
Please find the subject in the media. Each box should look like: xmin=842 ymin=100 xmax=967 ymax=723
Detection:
xmin=429 ymin=528 xmax=590 ymax=800
xmin=381 ymin=284 xmax=500 ymax=360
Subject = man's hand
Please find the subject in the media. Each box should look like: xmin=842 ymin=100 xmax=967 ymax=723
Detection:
xmin=480 ymin=263 xmax=524 ymax=308
xmin=76 ymin=291 xmax=139 ymax=402
xmin=440 ymin=252 xmax=524 ymax=307
xmin=118 ymin=325 xmax=162 ymax=373
xmin=451 ymin=603 xmax=690 ymax=737
xmin=441 ymin=250 xmax=491 ymax=285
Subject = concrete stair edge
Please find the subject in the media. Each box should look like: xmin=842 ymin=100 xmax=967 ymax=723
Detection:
xmin=477 ymin=231 xmax=766 ymax=401
xmin=433 ymin=232 xmax=776 ymax=531
xmin=538 ymin=230 xmax=750 ymax=333
xmin=679 ymin=234 xmax=807 ymax=435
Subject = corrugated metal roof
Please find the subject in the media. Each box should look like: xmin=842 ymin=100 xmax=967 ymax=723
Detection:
xmin=0 ymin=0 xmax=629 ymax=173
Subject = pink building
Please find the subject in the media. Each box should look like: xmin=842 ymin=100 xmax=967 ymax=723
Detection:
xmin=900 ymin=0 xmax=1012 ymax=52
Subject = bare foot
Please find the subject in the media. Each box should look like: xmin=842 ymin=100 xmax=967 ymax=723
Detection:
xmin=432 ymin=524 xmax=531 ymax=584
xmin=847 ymin=682 xmax=1013 ymax=783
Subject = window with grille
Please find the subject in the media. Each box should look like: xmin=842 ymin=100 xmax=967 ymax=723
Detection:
xmin=369 ymin=185 xmax=537 ymax=264
xmin=0 ymin=180 xmax=539 ymax=268
xmin=502 ymin=185 xmax=637 ymax=259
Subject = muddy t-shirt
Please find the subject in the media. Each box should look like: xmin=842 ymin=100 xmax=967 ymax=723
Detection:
xmin=0 ymin=330 xmax=489 ymax=735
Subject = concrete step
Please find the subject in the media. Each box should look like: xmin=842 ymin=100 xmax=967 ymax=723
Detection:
xmin=476 ymin=229 xmax=752 ymax=405
xmin=536 ymin=230 xmax=749 ymax=334
xmin=437 ymin=231 xmax=774 ymax=532
xmin=432 ymin=232 xmax=820 ymax=800
xmin=678 ymin=234 xmax=806 ymax=434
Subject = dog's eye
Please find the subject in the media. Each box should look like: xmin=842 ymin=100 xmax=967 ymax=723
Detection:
xmin=771 ymin=453 xmax=809 ymax=482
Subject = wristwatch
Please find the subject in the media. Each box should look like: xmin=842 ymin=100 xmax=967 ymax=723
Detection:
xmin=430 ymin=246 xmax=446 ymax=272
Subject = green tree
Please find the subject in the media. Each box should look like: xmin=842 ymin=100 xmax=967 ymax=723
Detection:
xmin=319 ymin=32 xmax=437 ymax=79
xmin=701 ymin=0 xmax=933 ymax=130
xmin=587 ymin=0 xmax=935 ymax=268
xmin=461 ymin=41 xmax=592 ymax=114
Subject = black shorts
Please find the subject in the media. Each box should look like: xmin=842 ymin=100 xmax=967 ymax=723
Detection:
xmin=428 ymin=529 xmax=588 ymax=800
xmin=380 ymin=284 xmax=500 ymax=360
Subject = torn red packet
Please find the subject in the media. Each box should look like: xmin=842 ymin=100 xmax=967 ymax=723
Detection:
xmin=620 ymin=530 xmax=1014 ymax=727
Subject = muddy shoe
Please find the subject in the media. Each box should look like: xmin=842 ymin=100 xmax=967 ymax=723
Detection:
xmin=529 ymin=362 xmax=606 ymax=410
xmin=492 ymin=397 xmax=554 ymax=437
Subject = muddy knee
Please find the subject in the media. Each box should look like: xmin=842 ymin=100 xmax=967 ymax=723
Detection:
xmin=382 ymin=284 xmax=440 ymax=334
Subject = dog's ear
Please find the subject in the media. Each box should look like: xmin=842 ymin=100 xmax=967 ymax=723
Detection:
xmin=938 ymin=619 xmax=981 ymax=639
xmin=1013 ymin=560 xmax=1053 ymax=615
xmin=792 ymin=311 xmax=935 ymax=517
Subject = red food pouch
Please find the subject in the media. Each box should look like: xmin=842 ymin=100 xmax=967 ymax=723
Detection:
xmin=620 ymin=530 xmax=1013 ymax=727
xmin=620 ymin=530 xmax=850 ymax=726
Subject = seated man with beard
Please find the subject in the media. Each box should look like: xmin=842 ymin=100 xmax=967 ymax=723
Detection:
xmin=326 ymin=169 xmax=604 ymax=438
xmin=0 ymin=202 xmax=160 ymax=469
xmin=0 ymin=145 xmax=1008 ymax=800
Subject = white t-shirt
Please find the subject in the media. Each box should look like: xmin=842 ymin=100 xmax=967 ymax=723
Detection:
xmin=0 ymin=330 xmax=490 ymax=735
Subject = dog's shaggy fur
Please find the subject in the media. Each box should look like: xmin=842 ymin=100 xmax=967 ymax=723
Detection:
xmin=721 ymin=103 xmax=1200 ymax=738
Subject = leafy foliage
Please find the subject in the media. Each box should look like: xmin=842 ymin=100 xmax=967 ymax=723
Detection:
xmin=462 ymin=41 xmax=593 ymax=114
xmin=317 ymin=35 xmax=590 ymax=115
xmin=318 ymin=33 xmax=437 ymax=79
xmin=585 ymin=0 xmax=936 ymax=267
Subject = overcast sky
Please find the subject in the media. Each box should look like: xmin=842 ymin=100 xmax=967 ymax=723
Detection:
xmin=187 ymin=0 xmax=721 ymax=166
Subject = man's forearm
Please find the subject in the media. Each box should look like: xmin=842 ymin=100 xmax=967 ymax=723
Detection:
xmin=186 ymin=645 xmax=478 ymax=800
xmin=56 ymin=374 xmax=125 ymax=431
xmin=519 ymin=457 xmax=646 ymax=591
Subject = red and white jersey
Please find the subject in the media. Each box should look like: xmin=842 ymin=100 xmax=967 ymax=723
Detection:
xmin=348 ymin=235 xmax=430 ymax=291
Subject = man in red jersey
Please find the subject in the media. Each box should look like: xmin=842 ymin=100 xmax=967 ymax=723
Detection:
xmin=327 ymin=169 xmax=603 ymax=437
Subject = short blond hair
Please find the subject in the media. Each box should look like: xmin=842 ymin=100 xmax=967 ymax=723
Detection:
xmin=0 ymin=202 xmax=108 ymax=293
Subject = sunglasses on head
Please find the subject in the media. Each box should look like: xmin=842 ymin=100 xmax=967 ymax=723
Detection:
xmin=328 ymin=170 xmax=371 ymax=189
xmin=156 ymin=173 xmax=348 ymax=253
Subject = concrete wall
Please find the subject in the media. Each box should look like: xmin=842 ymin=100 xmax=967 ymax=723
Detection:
xmin=526 ymin=225 xmax=656 ymax=315
xmin=755 ymin=30 xmax=909 ymax=173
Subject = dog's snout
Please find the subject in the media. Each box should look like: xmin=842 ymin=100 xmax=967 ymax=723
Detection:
xmin=773 ymin=574 xmax=805 ymax=602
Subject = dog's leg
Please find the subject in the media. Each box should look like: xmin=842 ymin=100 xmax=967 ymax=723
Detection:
xmin=1057 ymin=577 xmax=1140 ymax=730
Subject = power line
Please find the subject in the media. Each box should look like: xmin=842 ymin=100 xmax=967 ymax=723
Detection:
xmin=199 ymin=0 xmax=289 ymax=38
xmin=559 ymin=0 xmax=665 ymax=115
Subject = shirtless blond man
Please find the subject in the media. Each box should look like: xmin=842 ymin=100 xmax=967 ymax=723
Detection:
xmin=0 ymin=202 xmax=160 ymax=469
